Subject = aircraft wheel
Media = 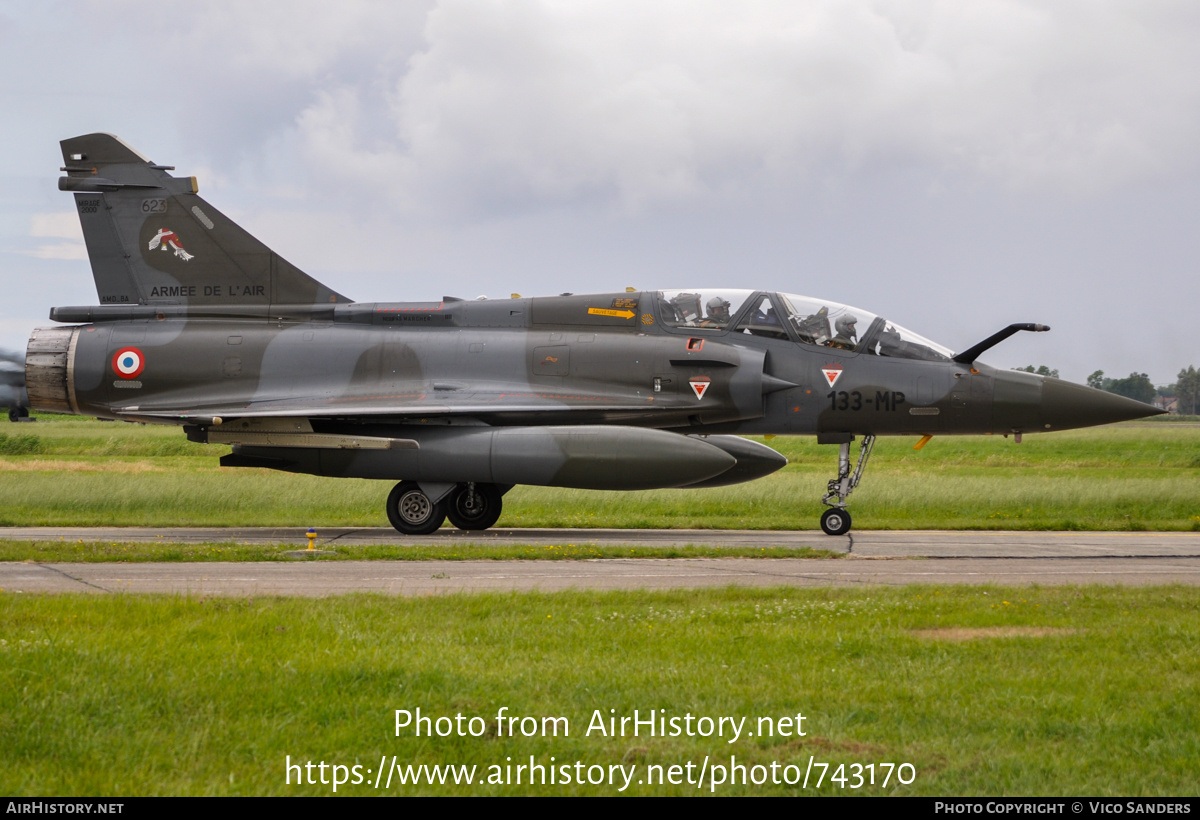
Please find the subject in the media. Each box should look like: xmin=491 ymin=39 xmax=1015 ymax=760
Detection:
xmin=8 ymin=406 xmax=28 ymax=422
xmin=386 ymin=481 xmax=446 ymax=535
xmin=820 ymin=508 xmax=852 ymax=536
xmin=446 ymin=483 xmax=503 ymax=531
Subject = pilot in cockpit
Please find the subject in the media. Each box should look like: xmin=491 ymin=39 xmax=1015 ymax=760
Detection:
xmin=827 ymin=314 xmax=858 ymax=350
xmin=700 ymin=297 xmax=732 ymax=328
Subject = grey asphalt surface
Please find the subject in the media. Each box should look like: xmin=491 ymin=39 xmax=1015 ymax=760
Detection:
xmin=3 ymin=528 xmax=1199 ymax=595
xmin=5 ymin=526 xmax=1200 ymax=557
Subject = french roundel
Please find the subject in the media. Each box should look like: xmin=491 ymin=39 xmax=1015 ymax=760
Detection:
xmin=112 ymin=347 xmax=145 ymax=379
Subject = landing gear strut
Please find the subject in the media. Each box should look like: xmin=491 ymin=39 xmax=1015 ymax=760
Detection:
xmin=386 ymin=481 xmax=505 ymax=535
xmin=445 ymin=482 xmax=503 ymax=531
xmin=820 ymin=435 xmax=875 ymax=535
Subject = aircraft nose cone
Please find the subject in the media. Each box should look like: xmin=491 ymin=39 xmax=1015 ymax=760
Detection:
xmin=1039 ymin=377 xmax=1165 ymax=431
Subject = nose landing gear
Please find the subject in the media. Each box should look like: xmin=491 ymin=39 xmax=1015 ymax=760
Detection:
xmin=819 ymin=507 xmax=851 ymax=537
xmin=819 ymin=434 xmax=875 ymax=535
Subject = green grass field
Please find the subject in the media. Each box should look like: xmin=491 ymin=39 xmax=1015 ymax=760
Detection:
xmin=4 ymin=419 xmax=1197 ymax=797
xmin=1 ymin=416 xmax=1196 ymax=531
xmin=3 ymin=586 xmax=1198 ymax=796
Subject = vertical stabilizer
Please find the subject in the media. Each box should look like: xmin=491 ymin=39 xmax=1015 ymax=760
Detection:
xmin=59 ymin=133 xmax=350 ymax=307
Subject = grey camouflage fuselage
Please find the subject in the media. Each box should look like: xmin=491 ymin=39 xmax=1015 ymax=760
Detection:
xmin=24 ymin=134 xmax=1162 ymax=534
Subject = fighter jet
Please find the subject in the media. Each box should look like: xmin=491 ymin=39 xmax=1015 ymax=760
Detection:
xmin=1 ymin=348 xmax=30 ymax=421
xmin=24 ymin=134 xmax=1163 ymax=535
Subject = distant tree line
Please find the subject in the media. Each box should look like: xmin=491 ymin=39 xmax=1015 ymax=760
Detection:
xmin=1087 ymin=367 xmax=1198 ymax=411
xmin=1014 ymin=365 xmax=1059 ymax=379
xmin=1015 ymin=365 xmax=1199 ymax=412
xmin=1172 ymin=366 xmax=1199 ymax=415
xmin=1087 ymin=371 xmax=1157 ymax=404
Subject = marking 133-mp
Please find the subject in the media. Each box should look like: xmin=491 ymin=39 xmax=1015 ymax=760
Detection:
xmin=827 ymin=391 xmax=906 ymax=411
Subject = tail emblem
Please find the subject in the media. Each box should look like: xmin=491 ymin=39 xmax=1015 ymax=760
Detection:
xmin=148 ymin=229 xmax=194 ymax=261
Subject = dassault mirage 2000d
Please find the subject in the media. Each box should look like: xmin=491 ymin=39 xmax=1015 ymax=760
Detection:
xmin=25 ymin=134 xmax=1164 ymax=535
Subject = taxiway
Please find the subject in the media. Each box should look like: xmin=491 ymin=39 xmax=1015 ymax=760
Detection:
xmin=2 ymin=528 xmax=1198 ymax=595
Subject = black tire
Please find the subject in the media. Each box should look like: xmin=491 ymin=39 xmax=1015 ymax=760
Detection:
xmin=445 ymin=483 xmax=503 ymax=531
xmin=9 ymin=406 xmax=27 ymax=422
xmin=386 ymin=481 xmax=446 ymax=535
xmin=820 ymin=508 xmax=852 ymax=536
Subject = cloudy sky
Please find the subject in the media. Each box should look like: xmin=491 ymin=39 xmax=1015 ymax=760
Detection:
xmin=1 ymin=0 xmax=1197 ymax=384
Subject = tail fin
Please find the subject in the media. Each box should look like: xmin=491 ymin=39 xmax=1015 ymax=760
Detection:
xmin=59 ymin=133 xmax=349 ymax=307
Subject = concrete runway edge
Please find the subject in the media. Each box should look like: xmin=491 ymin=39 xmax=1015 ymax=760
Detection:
xmin=3 ymin=528 xmax=1200 ymax=595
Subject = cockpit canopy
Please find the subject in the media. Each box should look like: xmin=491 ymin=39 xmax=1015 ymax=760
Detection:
xmin=655 ymin=289 xmax=952 ymax=363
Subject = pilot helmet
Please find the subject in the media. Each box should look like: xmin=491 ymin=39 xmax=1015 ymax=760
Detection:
xmin=707 ymin=296 xmax=731 ymax=318
xmin=835 ymin=314 xmax=858 ymax=340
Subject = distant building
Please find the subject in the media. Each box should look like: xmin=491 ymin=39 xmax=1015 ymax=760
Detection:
xmin=1152 ymin=396 xmax=1179 ymax=414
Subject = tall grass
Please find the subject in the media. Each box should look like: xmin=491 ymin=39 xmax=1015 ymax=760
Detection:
xmin=1 ymin=418 xmax=1196 ymax=530
xmin=3 ymin=586 xmax=1198 ymax=795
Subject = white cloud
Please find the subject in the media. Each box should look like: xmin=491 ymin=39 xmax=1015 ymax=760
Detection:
xmin=23 ymin=213 xmax=86 ymax=260
xmin=3 ymin=0 xmax=1197 ymax=382
xmin=33 ymin=1 xmax=1200 ymax=216
xmin=16 ymin=213 xmax=86 ymax=260
xmin=278 ymin=0 xmax=1200 ymax=217
xmin=24 ymin=243 xmax=88 ymax=261
xmin=30 ymin=212 xmax=83 ymax=240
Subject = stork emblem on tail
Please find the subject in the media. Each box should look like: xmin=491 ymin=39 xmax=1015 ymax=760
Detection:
xmin=148 ymin=229 xmax=194 ymax=261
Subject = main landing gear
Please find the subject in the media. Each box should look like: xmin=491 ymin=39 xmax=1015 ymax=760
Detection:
xmin=386 ymin=481 xmax=505 ymax=535
xmin=819 ymin=434 xmax=875 ymax=536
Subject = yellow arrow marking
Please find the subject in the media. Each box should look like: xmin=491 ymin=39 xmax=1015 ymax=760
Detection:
xmin=587 ymin=308 xmax=636 ymax=319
